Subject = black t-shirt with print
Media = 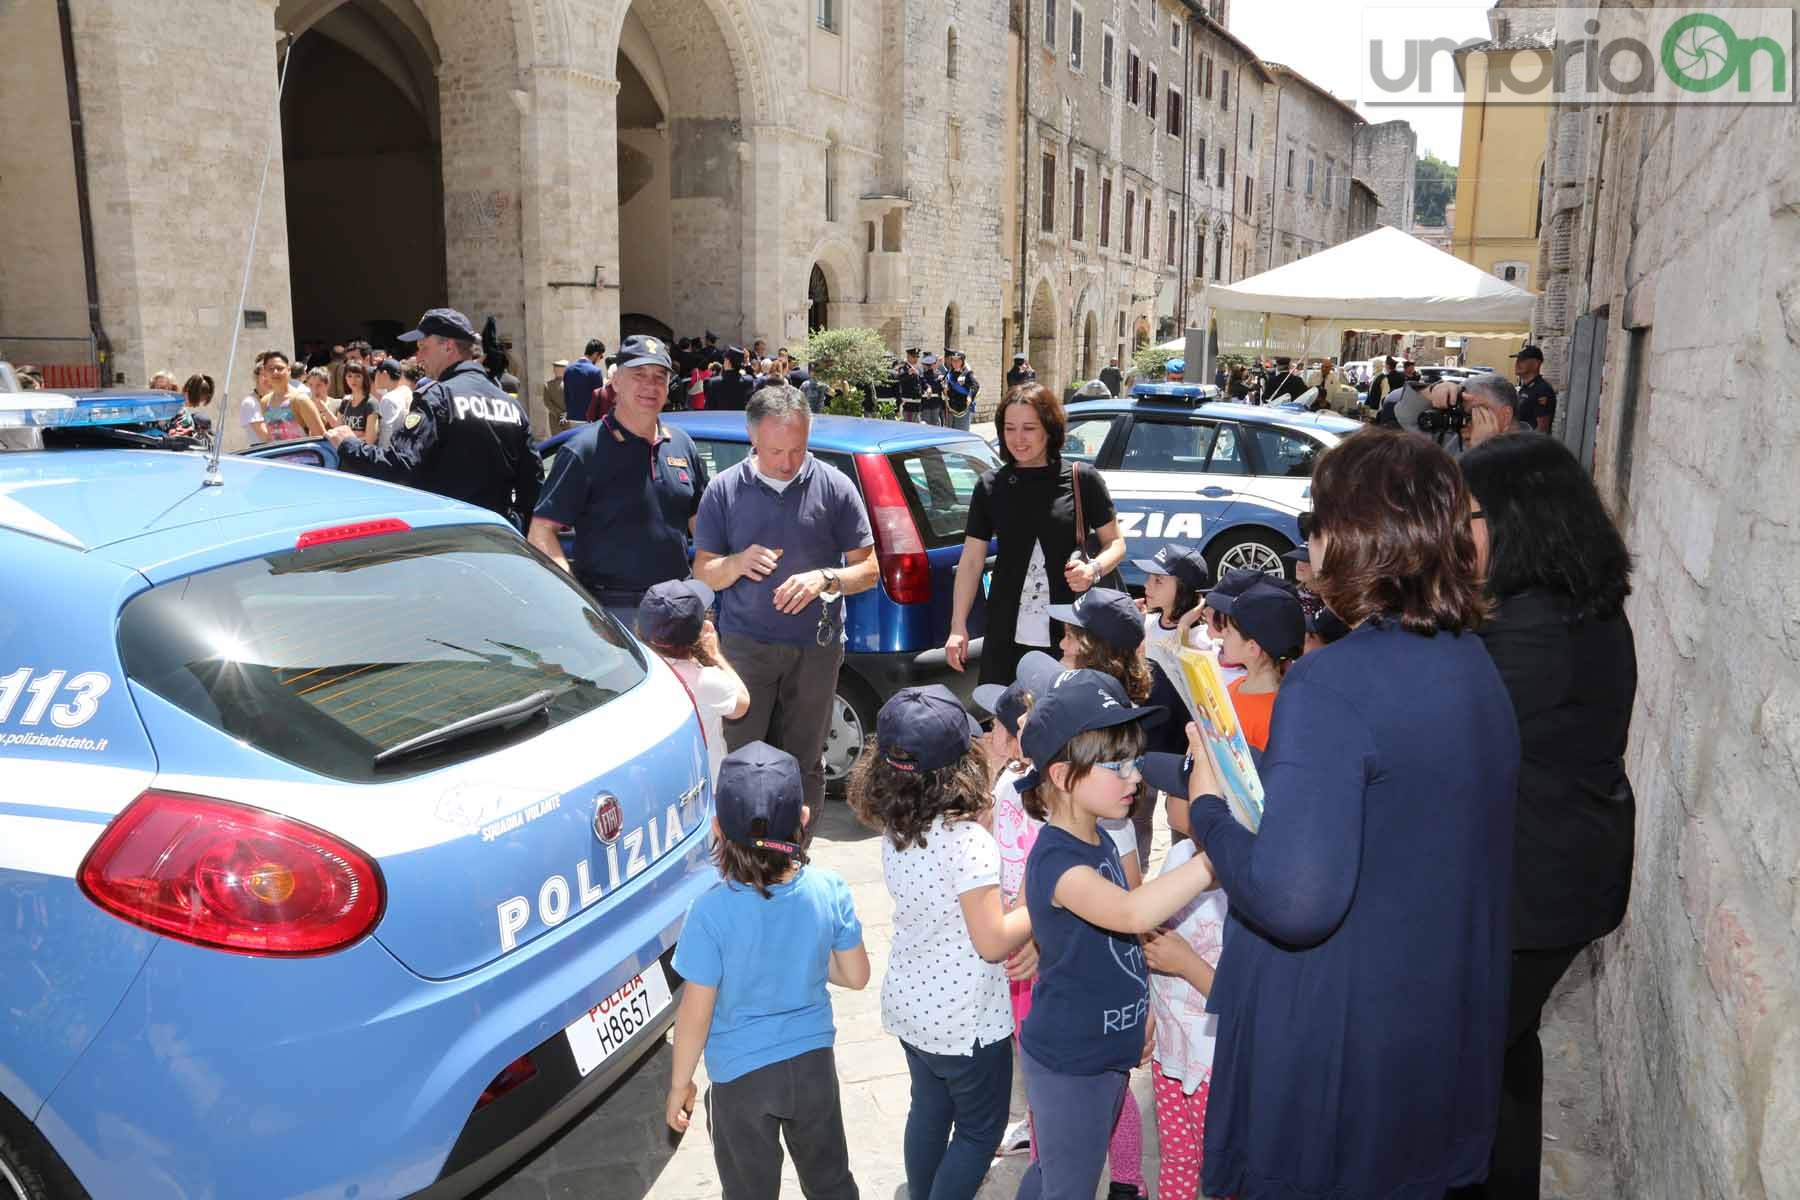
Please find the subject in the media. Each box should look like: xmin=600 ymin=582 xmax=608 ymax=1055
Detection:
xmin=341 ymin=398 xmax=376 ymax=433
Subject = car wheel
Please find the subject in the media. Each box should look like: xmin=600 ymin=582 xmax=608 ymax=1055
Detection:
xmin=0 ymin=1105 xmax=88 ymax=1200
xmin=1206 ymin=528 xmax=1291 ymax=579
xmin=822 ymin=672 xmax=878 ymax=797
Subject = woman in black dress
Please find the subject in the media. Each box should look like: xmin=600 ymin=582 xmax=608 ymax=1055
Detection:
xmin=944 ymin=384 xmax=1126 ymax=686
xmin=1460 ymin=433 xmax=1637 ymax=1200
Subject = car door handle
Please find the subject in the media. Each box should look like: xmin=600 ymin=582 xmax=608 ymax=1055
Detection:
xmin=1198 ymin=486 xmax=1233 ymax=498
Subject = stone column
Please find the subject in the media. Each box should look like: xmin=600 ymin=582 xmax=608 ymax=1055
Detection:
xmin=518 ymin=67 xmax=622 ymax=388
xmin=742 ymin=124 xmax=788 ymax=351
xmin=69 ymin=0 xmax=294 ymax=441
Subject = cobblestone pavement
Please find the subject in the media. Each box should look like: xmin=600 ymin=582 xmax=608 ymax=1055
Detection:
xmin=480 ymin=800 xmax=1618 ymax=1199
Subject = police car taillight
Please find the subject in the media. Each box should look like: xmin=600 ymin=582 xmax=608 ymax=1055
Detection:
xmin=78 ymin=790 xmax=386 ymax=957
xmin=295 ymin=517 xmax=412 ymax=549
xmin=855 ymin=453 xmax=931 ymax=605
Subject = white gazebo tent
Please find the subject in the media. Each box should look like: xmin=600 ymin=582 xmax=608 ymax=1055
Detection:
xmin=1205 ymin=225 xmax=1537 ymax=357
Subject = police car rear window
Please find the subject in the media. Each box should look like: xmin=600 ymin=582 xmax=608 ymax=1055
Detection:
xmin=891 ymin=443 xmax=999 ymax=546
xmin=117 ymin=524 xmax=646 ymax=783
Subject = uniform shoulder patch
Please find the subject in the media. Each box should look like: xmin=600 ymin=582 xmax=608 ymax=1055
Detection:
xmin=405 ymin=410 xmax=424 ymax=430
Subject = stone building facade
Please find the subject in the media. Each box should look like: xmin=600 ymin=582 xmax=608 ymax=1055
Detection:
xmin=1535 ymin=15 xmax=1800 ymax=1199
xmin=1351 ymin=119 xmax=1417 ymax=234
xmin=1252 ymin=64 xmax=1370 ymax=272
xmin=1001 ymin=0 xmax=1276 ymax=395
xmin=0 ymin=0 xmax=1010 ymax=447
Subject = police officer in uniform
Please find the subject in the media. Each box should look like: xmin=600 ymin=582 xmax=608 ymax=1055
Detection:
xmin=919 ymin=352 xmax=946 ymax=425
xmin=329 ymin=307 xmax=540 ymax=529
xmin=528 ymin=334 xmax=709 ymax=624
xmin=1512 ymin=344 xmax=1557 ymax=433
xmin=895 ymin=348 xmax=924 ymax=421
xmin=704 ymin=347 xmax=756 ymax=412
xmin=943 ymin=350 xmax=980 ymax=431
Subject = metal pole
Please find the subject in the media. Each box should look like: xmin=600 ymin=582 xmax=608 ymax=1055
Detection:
xmin=207 ymin=32 xmax=297 ymax=486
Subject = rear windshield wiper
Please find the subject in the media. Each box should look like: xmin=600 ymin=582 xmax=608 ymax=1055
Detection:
xmin=372 ymin=688 xmax=557 ymax=768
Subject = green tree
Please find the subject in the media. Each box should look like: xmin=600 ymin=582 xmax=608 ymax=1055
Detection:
xmin=1132 ymin=345 xmax=1177 ymax=381
xmin=1414 ymin=153 xmax=1458 ymax=227
xmin=803 ymin=327 xmax=889 ymax=416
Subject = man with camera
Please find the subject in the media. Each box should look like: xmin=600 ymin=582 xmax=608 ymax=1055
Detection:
xmin=1398 ymin=372 xmax=1532 ymax=455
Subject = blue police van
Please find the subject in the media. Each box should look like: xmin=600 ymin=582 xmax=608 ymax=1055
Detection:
xmin=540 ymin=412 xmax=1001 ymax=790
xmin=0 ymin=390 xmax=714 ymax=1199
xmin=1063 ymin=384 xmax=1359 ymax=587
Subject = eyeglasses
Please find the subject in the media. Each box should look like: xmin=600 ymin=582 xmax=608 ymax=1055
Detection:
xmin=1095 ymin=756 xmax=1145 ymax=780
xmin=1470 ymin=508 xmax=1486 ymax=521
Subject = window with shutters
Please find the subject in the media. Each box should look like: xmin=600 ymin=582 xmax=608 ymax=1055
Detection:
xmin=1166 ymin=209 xmax=1177 ymax=266
xmin=1044 ymin=0 xmax=1056 ymax=49
xmin=1167 ymin=88 xmax=1182 ymax=137
xmin=1148 ymin=66 xmax=1159 ymax=120
xmin=816 ymin=0 xmax=837 ymax=32
xmin=1305 ymin=156 xmax=1315 ymax=198
xmin=1214 ymin=230 xmax=1224 ymax=281
xmin=1286 ymin=148 xmax=1295 ymax=189
xmin=1217 ymin=146 xmax=1226 ymax=187
xmin=1143 ymin=196 xmax=1152 ymax=259
xmin=1070 ymin=4 xmax=1084 ymax=70
xmin=1128 ymin=49 xmax=1141 ymax=105
xmin=1073 ymin=166 xmax=1087 ymax=242
xmin=1221 ymin=67 xmax=1229 ymax=109
xmin=1195 ymin=226 xmax=1206 ymax=277
xmin=1197 ymin=135 xmax=1207 ymax=179
xmin=1171 ymin=19 xmax=1181 ymax=49
xmin=1102 ymin=28 xmax=1116 ymax=89
xmin=1101 ymin=176 xmax=1113 ymax=247
xmin=1243 ymin=175 xmax=1252 ymax=215
xmin=1041 ymin=152 xmax=1056 ymax=233
xmin=1124 ymin=188 xmax=1135 ymax=255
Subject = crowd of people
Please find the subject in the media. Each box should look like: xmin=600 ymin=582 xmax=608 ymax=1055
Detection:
xmin=635 ymin=373 xmax=1633 ymax=1200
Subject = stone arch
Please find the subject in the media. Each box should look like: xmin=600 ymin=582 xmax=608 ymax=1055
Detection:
xmin=943 ymin=302 xmax=960 ymax=353
xmin=1027 ymin=274 xmax=1062 ymax=394
xmin=803 ymin=234 xmax=862 ymax=336
xmin=599 ymin=0 xmax=779 ymax=126
xmin=1080 ymin=310 xmax=1099 ymax=382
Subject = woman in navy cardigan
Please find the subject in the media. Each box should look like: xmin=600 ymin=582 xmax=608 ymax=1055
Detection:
xmin=1187 ymin=429 xmax=1520 ymax=1200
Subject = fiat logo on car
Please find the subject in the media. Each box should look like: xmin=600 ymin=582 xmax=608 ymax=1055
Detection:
xmin=593 ymin=794 xmax=623 ymax=843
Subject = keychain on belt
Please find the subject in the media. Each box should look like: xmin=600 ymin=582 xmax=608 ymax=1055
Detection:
xmin=815 ymin=568 xmax=843 ymax=646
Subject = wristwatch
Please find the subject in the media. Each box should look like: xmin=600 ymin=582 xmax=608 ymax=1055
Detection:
xmin=820 ymin=568 xmax=841 ymax=598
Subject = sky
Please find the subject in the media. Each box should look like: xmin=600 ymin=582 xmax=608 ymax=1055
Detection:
xmin=1228 ymin=0 xmax=1496 ymax=164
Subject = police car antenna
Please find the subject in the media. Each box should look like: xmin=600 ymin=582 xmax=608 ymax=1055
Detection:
xmin=206 ymin=31 xmax=298 ymax=487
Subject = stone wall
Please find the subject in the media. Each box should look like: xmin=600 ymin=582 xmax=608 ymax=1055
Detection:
xmin=1254 ymin=65 xmax=1365 ymax=271
xmin=1351 ymin=118 xmax=1416 ymax=233
xmin=1546 ymin=55 xmax=1800 ymax=1200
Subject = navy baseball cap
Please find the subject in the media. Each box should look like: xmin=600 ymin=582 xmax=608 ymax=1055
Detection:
xmin=1307 ymin=605 xmax=1351 ymax=645
xmin=716 ymin=741 xmax=805 ymax=857
xmin=636 ymin=579 xmax=715 ymax=647
xmin=1203 ymin=566 xmax=1267 ymax=603
xmin=1140 ymin=751 xmax=1197 ymax=800
xmin=397 ymin=307 xmax=477 ymax=343
xmin=972 ymin=650 xmax=1063 ymax=737
xmin=616 ymin=334 xmax=674 ymax=372
xmin=876 ymin=685 xmax=982 ymax=772
xmin=1132 ymin=544 xmax=1209 ymax=592
xmin=1282 ymin=545 xmax=1310 ymax=565
xmin=1209 ymin=579 xmax=1305 ymax=661
xmin=1019 ymin=668 xmax=1167 ymax=782
xmin=1048 ymin=588 xmax=1144 ymax=652
xmin=372 ymin=358 xmax=404 ymax=380
xmin=1510 ymin=345 xmax=1545 ymax=361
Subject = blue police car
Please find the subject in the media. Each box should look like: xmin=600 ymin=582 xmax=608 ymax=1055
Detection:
xmin=1063 ymin=384 xmax=1359 ymax=587
xmin=537 ymin=412 xmax=999 ymax=789
xmin=0 ymin=390 xmax=714 ymax=1199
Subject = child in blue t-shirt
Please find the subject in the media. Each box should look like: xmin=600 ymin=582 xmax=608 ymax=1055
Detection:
xmin=666 ymin=741 xmax=870 ymax=1200
xmin=1012 ymin=670 xmax=1217 ymax=1200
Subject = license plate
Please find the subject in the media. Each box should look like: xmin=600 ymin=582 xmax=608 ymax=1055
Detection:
xmin=564 ymin=967 xmax=675 ymax=1077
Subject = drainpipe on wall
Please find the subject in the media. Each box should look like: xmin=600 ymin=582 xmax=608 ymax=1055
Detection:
xmin=1178 ymin=15 xmax=1192 ymax=329
xmin=56 ymin=0 xmax=111 ymax=384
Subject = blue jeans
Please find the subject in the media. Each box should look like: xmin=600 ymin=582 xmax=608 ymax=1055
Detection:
xmin=901 ymin=1037 xmax=1013 ymax=1200
xmin=1014 ymin=1046 xmax=1128 ymax=1200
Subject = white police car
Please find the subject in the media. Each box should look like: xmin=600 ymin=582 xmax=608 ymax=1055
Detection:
xmin=1064 ymin=385 xmax=1360 ymax=585
xmin=0 ymin=390 xmax=714 ymax=1198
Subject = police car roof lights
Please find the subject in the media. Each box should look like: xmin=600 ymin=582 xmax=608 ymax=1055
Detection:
xmin=1128 ymin=381 xmax=1221 ymax=407
xmin=0 ymin=389 xmax=184 ymax=429
xmin=295 ymin=517 xmax=414 ymax=550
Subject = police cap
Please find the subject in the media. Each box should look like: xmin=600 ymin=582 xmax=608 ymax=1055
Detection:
xmin=397 ymin=307 xmax=477 ymax=343
xmin=615 ymin=334 xmax=674 ymax=372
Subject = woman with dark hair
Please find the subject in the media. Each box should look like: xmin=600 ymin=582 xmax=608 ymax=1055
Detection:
xmin=1458 ymin=433 xmax=1636 ymax=1200
xmin=943 ymin=384 xmax=1127 ymax=685
xmin=1183 ymin=429 xmax=1519 ymax=1200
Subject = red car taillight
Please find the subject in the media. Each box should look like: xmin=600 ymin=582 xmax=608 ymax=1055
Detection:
xmin=855 ymin=453 xmax=931 ymax=605
xmin=78 ymin=790 xmax=385 ymax=957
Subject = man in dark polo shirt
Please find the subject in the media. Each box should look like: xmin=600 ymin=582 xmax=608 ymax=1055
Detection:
xmin=528 ymin=334 xmax=707 ymax=623
xmin=1512 ymin=345 xmax=1557 ymax=432
xmin=691 ymin=384 xmax=877 ymax=821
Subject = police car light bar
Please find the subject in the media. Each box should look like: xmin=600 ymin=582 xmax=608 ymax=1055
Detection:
xmin=0 ymin=391 xmax=185 ymax=429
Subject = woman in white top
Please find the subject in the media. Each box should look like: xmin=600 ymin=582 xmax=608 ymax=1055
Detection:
xmin=634 ymin=580 xmax=749 ymax=785
xmin=849 ymin=685 xmax=1033 ymax=1200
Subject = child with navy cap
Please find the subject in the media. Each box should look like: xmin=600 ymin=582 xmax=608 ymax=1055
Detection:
xmin=637 ymin=579 xmax=749 ymax=783
xmin=666 ymin=741 xmax=869 ymax=1199
xmin=1206 ymin=578 xmax=1305 ymax=752
xmin=1131 ymin=544 xmax=1210 ymax=649
xmin=1013 ymin=670 xmax=1216 ymax=1200
xmin=848 ymin=686 xmax=1034 ymax=1200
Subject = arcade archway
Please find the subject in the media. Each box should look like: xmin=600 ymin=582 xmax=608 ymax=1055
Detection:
xmin=1027 ymin=279 xmax=1059 ymax=393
